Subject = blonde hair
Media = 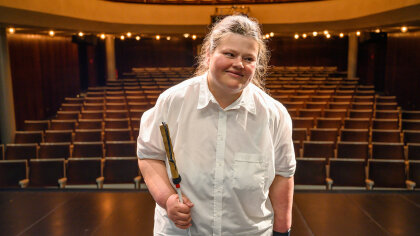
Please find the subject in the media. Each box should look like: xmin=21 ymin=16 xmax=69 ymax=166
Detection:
xmin=195 ymin=15 xmax=270 ymax=91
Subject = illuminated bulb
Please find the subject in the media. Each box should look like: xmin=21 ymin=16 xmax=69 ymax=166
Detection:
xmin=326 ymin=34 xmax=331 ymax=39
xmin=375 ymin=29 xmax=381 ymax=33
xmin=49 ymin=30 xmax=55 ymax=37
xmin=166 ymin=36 xmax=171 ymax=40
xmin=120 ymin=35 xmax=125 ymax=40
xmin=78 ymin=32 xmax=84 ymax=37
xmin=313 ymin=31 xmax=318 ymax=36
xmin=183 ymin=33 xmax=190 ymax=38
xmin=192 ymin=35 xmax=197 ymax=40
xmin=401 ymin=26 xmax=408 ymax=32
xmin=302 ymin=33 xmax=307 ymax=38
xmin=127 ymin=32 xmax=132 ymax=38
xmin=339 ymin=33 xmax=344 ymax=38
xmin=8 ymin=28 xmax=15 ymax=34
xmin=262 ymin=35 xmax=266 ymax=39
xmin=294 ymin=34 xmax=299 ymax=39
xmin=323 ymin=30 xmax=328 ymax=35
xmin=100 ymin=34 xmax=106 ymax=39
xmin=156 ymin=35 xmax=160 ymax=40
xmin=356 ymin=31 xmax=361 ymax=36
xmin=136 ymin=36 xmax=141 ymax=40
xmin=270 ymin=32 xmax=274 ymax=37
xmin=265 ymin=34 xmax=270 ymax=38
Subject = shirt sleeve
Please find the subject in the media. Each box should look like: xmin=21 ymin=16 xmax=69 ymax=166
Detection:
xmin=136 ymin=95 xmax=168 ymax=161
xmin=273 ymin=103 xmax=296 ymax=177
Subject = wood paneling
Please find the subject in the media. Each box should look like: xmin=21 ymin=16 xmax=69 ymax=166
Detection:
xmin=8 ymin=34 xmax=80 ymax=130
xmin=385 ymin=32 xmax=420 ymax=110
xmin=115 ymin=37 xmax=198 ymax=76
xmin=268 ymin=36 xmax=348 ymax=70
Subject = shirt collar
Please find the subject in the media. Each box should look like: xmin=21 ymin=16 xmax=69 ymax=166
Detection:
xmin=197 ymin=73 xmax=256 ymax=115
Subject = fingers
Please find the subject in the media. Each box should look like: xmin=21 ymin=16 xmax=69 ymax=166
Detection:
xmin=182 ymin=195 xmax=194 ymax=208
xmin=166 ymin=193 xmax=193 ymax=229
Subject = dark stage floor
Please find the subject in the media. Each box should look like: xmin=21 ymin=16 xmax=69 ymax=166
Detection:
xmin=0 ymin=190 xmax=419 ymax=236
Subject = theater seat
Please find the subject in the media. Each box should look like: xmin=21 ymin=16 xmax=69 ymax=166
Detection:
xmin=5 ymin=144 xmax=37 ymax=160
xmin=0 ymin=160 xmax=29 ymax=188
xmin=38 ymin=142 xmax=71 ymax=159
xmin=366 ymin=159 xmax=413 ymax=190
xmin=294 ymin=157 xmax=327 ymax=188
xmin=103 ymin=157 xmax=141 ymax=189
xmin=14 ymin=131 xmax=43 ymax=144
xmin=65 ymin=158 xmax=104 ymax=188
xmin=105 ymin=141 xmax=137 ymax=158
xmin=28 ymin=159 xmax=67 ymax=188
xmin=327 ymin=158 xmax=367 ymax=189
xmin=403 ymin=130 xmax=420 ymax=144
xmin=24 ymin=120 xmax=49 ymax=131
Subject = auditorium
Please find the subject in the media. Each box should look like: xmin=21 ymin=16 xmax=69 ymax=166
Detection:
xmin=0 ymin=0 xmax=419 ymax=235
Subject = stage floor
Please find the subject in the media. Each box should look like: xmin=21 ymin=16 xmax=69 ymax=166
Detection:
xmin=0 ymin=190 xmax=419 ymax=236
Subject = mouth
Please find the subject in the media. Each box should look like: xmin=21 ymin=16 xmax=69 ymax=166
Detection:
xmin=226 ymin=70 xmax=244 ymax=77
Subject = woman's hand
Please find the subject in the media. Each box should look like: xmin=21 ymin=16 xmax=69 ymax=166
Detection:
xmin=166 ymin=194 xmax=194 ymax=229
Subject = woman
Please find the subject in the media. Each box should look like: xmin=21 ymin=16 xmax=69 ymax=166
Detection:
xmin=137 ymin=15 xmax=295 ymax=236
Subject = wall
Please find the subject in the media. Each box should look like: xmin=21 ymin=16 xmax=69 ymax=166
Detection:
xmin=115 ymin=37 xmax=198 ymax=75
xmin=268 ymin=36 xmax=348 ymax=70
xmin=384 ymin=31 xmax=420 ymax=110
xmin=8 ymin=34 xmax=80 ymax=130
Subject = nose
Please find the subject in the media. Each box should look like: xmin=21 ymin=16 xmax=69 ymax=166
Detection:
xmin=232 ymin=57 xmax=244 ymax=69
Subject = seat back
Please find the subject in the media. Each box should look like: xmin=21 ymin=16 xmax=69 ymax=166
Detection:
xmin=66 ymin=158 xmax=102 ymax=185
xmin=303 ymin=141 xmax=335 ymax=159
xmin=337 ymin=141 xmax=369 ymax=159
xmin=38 ymin=142 xmax=70 ymax=159
xmin=73 ymin=129 xmax=102 ymax=142
xmin=403 ymin=130 xmax=420 ymax=144
xmin=104 ymin=128 xmax=132 ymax=141
xmin=371 ymin=129 xmax=401 ymax=143
xmin=44 ymin=130 xmax=73 ymax=143
xmin=24 ymin=120 xmax=49 ymax=131
xmin=0 ymin=160 xmax=28 ymax=187
xmin=329 ymin=158 xmax=366 ymax=187
xmin=368 ymin=159 xmax=407 ymax=188
xmin=29 ymin=159 xmax=65 ymax=187
xmin=294 ymin=158 xmax=327 ymax=186
xmin=72 ymin=142 xmax=103 ymax=158
xmin=407 ymin=143 xmax=420 ymax=160
xmin=340 ymin=129 xmax=369 ymax=142
xmin=14 ymin=131 xmax=43 ymax=144
xmin=5 ymin=144 xmax=37 ymax=160
xmin=103 ymin=157 xmax=140 ymax=184
xmin=105 ymin=141 xmax=136 ymax=157
xmin=372 ymin=143 xmax=405 ymax=160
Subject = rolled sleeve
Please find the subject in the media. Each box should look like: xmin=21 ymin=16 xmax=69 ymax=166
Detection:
xmin=136 ymin=97 xmax=167 ymax=161
xmin=273 ymin=104 xmax=296 ymax=177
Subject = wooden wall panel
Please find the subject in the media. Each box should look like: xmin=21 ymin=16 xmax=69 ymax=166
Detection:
xmin=385 ymin=32 xmax=420 ymax=110
xmin=268 ymin=36 xmax=348 ymax=71
xmin=8 ymin=34 xmax=80 ymax=130
xmin=115 ymin=37 xmax=198 ymax=76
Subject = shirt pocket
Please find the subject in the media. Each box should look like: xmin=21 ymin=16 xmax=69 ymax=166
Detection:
xmin=233 ymin=153 xmax=267 ymax=191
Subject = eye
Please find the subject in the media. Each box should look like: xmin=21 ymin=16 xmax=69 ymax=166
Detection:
xmin=223 ymin=52 xmax=235 ymax=57
xmin=244 ymin=57 xmax=255 ymax=62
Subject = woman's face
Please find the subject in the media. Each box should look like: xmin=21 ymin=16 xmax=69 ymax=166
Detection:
xmin=207 ymin=33 xmax=258 ymax=98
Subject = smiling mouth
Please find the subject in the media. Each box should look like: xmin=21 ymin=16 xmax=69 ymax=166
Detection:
xmin=226 ymin=71 xmax=244 ymax=77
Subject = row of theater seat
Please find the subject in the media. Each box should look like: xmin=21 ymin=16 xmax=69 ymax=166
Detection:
xmin=0 ymin=157 xmax=141 ymax=189
xmin=1 ymin=141 xmax=136 ymax=160
xmin=293 ymin=140 xmax=420 ymax=160
xmin=295 ymin=157 xmax=420 ymax=190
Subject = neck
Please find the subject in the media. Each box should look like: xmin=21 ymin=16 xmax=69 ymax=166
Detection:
xmin=207 ymin=79 xmax=242 ymax=109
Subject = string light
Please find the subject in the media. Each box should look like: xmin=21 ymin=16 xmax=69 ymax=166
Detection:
xmin=326 ymin=34 xmax=331 ymax=39
xmin=356 ymin=31 xmax=361 ymax=36
xmin=49 ymin=30 xmax=55 ymax=37
xmin=100 ymin=34 xmax=106 ymax=39
xmin=183 ymin=33 xmax=190 ymax=38
xmin=262 ymin=35 xmax=266 ymax=39
xmin=375 ymin=29 xmax=381 ymax=33
xmin=401 ymin=26 xmax=408 ymax=32
xmin=302 ymin=33 xmax=307 ymax=39
xmin=127 ymin=32 xmax=132 ymax=38
xmin=294 ymin=34 xmax=299 ymax=39
xmin=313 ymin=31 xmax=318 ymax=36
xmin=8 ymin=28 xmax=15 ymax=34
xmin=269 ymin=32 xmax=274 ymax=37
xmin=136 ymin=36 xmax=141 ymax=40
xmin=323 ymin=30 xmax=329 ymax=35
xmin=166 ymin=36 xmax=171 ymax=40
xmin=156 ymin=35 xmax=160 ymax=40
xmin=120 ymin=35 xmax=125 ymax=40
xmin=265 ymin=33 xmax=270 ymax=38
xmin=192 ymin=35 xmax=197 ymax=40
xmin=78 ymin=32 xmax=84 ymax=37
xmin=339 ymin=33 xmax=344 ymax=38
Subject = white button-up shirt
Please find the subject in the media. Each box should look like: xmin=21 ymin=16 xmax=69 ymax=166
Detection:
xmin=137 ymin=73 xmax=296 ymax=236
